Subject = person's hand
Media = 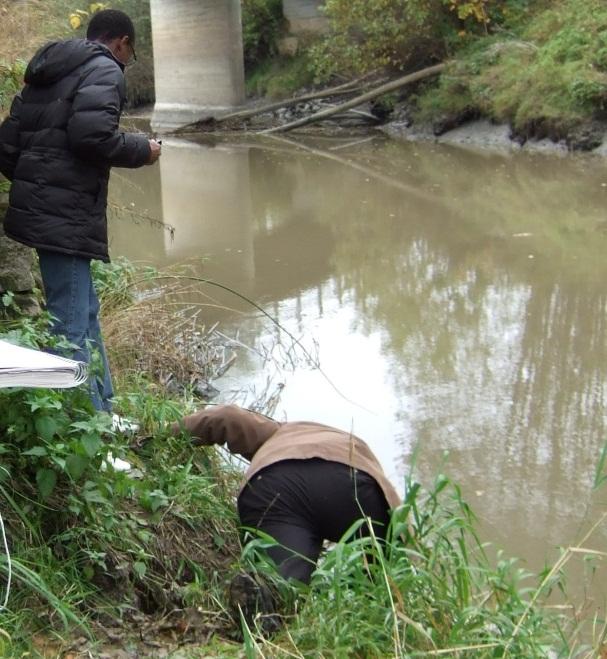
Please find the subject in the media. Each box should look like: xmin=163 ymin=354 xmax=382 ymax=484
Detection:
xmin=146 ymin=139 xmax=162 ymax=165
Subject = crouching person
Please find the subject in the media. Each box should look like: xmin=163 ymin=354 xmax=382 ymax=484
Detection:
xmin=170 ymin=404 xmax=401 ymax=624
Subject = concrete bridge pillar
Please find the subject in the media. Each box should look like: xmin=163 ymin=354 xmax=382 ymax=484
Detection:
xmin=150 ymin=0 xmax=245 ymax=131
xmin=283 ymin=0 xmax=327 ymax=33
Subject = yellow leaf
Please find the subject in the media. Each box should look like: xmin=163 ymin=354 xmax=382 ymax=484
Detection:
xmin=69 ymin=13 xmax=82 ymax=30
xmin=89 ymin=3 xmax=106 ymax=13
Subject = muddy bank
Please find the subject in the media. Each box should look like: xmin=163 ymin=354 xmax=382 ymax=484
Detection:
xmin=162 ymin=96 xmax=607 ymax=156
xmin=382 ymin=116 xmax=607 ymax=156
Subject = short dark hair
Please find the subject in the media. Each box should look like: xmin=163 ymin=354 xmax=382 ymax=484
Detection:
xmin=87 ymin=9 xmax=135 ymax=44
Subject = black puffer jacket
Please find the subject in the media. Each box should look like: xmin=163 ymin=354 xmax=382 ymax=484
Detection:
xmin=0 ymin=39 xmax=150 ymax=262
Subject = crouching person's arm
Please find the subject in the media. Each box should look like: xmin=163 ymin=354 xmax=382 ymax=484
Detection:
xmin=170 ymin=404 xmax=281 ymax=461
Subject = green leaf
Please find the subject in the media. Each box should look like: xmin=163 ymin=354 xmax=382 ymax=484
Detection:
xmin=36 ymin=468 xmax=57 ymax=500
xmin=81 ymin=435 xmax=102 ymax=458
xmin=133 ymin=561 xmax=147 ymax=579
xmin=51 ymin=457 xmax=66 ymax=471
xmin=83 ymin=488 xmax=106 ymax=504
xmin=35 ymin=416 xmax=59 ymax=441
xmin=23 ymin=446 xmax=48 ymax=457
xmin=66 ymin=454 xmax=89 ymax=481
xmin=593 ymin=441 xmax=607 ymax=490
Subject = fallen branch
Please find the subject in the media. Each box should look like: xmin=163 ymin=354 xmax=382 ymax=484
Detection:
xmin=172 ymin=73 xmax=381 ymax=134
xmin=261 ymin=63 xmax=446 ymax=134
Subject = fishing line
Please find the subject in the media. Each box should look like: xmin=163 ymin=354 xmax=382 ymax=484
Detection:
xmin=128 ymin=274 xmax=373 ymax=413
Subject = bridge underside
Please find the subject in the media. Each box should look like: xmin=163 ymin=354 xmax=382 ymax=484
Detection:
xmin=150 ymin=0 xmax=325 ymax=131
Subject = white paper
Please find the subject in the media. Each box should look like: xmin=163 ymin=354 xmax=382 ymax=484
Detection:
xmin=0 ymin=339 xmax=88 ymax=389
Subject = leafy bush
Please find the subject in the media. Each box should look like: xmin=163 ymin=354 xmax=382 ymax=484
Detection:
xmin=310 ymin=0 xmax=499 ymax=79
xmin=242 ymin=0 xmax=285 ymax=72
xmin=0 ymin=61 xmax=25 ymax=114
xmin=415 ymin=0 xmax=607 ymax=135
xmin=0 ymin=267 xmax=242 ymax=654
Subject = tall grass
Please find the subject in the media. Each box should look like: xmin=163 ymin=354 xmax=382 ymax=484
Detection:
xmin=416 ymin=0 xmax=607 ymax=139
xmin=0 ymin=262 xmax=244 ymax=655
xmin=242 ymin=471 xmax=607 ymax=657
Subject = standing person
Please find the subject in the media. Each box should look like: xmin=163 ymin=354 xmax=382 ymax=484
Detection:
xmin=171 ymin=404 xmax=401 ymax=585
xmin=0 ymin=9 xmax=161 ymax=414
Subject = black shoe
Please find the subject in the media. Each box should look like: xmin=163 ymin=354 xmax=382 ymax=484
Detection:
xmin=229 ymin=572 xmax=282 ymax=636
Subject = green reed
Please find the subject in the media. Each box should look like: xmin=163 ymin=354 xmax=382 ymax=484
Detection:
xmin=242 ymin=471 xmax=605 ymax=657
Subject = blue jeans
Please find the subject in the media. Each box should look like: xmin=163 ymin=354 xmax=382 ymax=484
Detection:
xmin=37 ymin=250 xmax=113 ymax=412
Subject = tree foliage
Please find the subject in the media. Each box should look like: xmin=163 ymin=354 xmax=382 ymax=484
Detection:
xmin=311 ymin=0 xmax=493 ymax=78
xmin=241 ymin=0 xmax=285 ymax=72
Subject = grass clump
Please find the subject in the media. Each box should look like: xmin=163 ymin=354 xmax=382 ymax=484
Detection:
xmin=246 ymin=53 xmax=316 ymax=99
xmin=243 ymin=472 xmax=606 ymax=657
xmin=416 ymin=0 xmax=607 ymax=139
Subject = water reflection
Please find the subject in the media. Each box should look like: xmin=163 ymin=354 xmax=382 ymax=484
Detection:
xmin=109 ymin=135 xmax=607 ymax=574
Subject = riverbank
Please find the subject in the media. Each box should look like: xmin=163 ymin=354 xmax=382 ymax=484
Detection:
xmin=230 ymin=0 xmax=607 ymax=155
xmin=1 ymin=256 xmax=605 ymax=656
xmin=382 ymin=116 xmax=607 ymax=156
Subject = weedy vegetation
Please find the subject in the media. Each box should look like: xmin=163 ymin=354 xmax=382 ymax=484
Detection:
xmin=241 ymin=470 xmax=607 ymax=658
xmin=415 ymin=0 xmax=607 ymax=140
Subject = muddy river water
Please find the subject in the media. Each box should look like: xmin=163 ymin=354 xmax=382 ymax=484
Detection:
xmin=109 ymin=131 xmax=607 ymax=594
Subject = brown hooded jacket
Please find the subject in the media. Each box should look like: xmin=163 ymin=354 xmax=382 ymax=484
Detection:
xmin=171 ymin=404 xmax=401 ymax=509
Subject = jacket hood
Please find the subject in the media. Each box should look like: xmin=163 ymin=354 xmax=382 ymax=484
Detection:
xmin=24 ymin=39 xmax=121 ymax=86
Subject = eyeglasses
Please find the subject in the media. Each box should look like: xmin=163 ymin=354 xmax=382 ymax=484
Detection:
xmin=126 ymin=38 xmax=137 ymax=66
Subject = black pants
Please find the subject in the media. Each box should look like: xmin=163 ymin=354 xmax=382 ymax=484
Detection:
xmin=237 ymin=459 xmax=391 ymax=584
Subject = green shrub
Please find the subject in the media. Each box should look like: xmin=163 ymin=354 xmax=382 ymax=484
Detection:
xmin=246 ymin=52 xmax=315 ymax=99
xmin=415 ymin=0 xmax=607 ymax=134
xmin=311 ymin=0 xmax=454 ymax=79
xmin=0 ymin=270 xmax=241 ymax=654
xmin=310 ymin=0 xmax=507 ymax=80
xmin=0 ymin=61 xmax=25 ymax=114
xmin=242 ymin=0 xmax=285 ymax=72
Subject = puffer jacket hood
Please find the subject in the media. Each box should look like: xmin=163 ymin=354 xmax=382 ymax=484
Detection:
xmin=24 ymin=39 xmax=121 ymax=87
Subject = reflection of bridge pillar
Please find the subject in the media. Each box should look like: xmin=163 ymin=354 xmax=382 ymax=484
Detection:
xmin=150 ymin=0 xmax=245 ymax=131
xmin=108 ymin=156 xmax=166 ymax=263
xmin=158 ymin=138 xmax=255 ymax=282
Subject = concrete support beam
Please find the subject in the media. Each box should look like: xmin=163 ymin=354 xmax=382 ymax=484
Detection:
xmin=150 ymin=0 xmax=245 ymax=131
